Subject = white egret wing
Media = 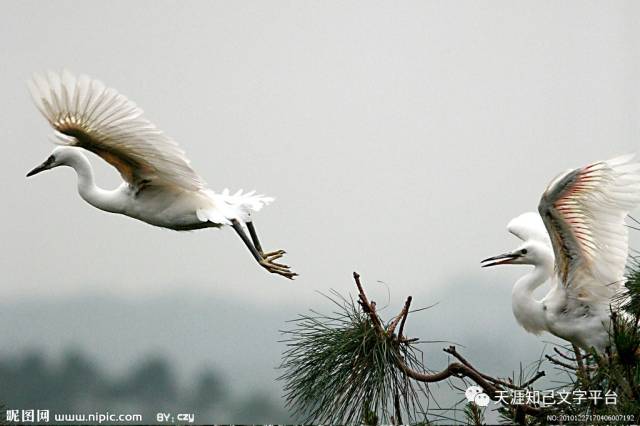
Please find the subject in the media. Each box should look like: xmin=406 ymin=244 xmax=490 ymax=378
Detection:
xmin=538 ymin=155 xmax=640 ymax=302
xmin=507 ymin=212 xmax=552 ymax=247
xmin=28 ymin=70 xmax=206 ymax=191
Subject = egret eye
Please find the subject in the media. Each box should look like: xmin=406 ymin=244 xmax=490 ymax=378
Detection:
xmin=521 ymin=249 xmax=528 ymax=255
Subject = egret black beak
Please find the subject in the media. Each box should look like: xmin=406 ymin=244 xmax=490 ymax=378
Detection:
xmin=26 ymin=156 xmax=54 ymax=177
xmin=481 ymin=252 xmax=521 ymax=268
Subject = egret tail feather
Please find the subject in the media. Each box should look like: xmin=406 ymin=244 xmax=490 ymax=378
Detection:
xmin=196 ymin=189 xmax=273 ymax=225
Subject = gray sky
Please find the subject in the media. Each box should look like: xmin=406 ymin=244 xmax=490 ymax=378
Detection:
xmin=1 ymin=1 xmax=640 ymax=420
xmin=3 ymin=0 xmax=639 ymax=305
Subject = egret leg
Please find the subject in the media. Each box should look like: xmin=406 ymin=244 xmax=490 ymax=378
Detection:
xmin=246 ymin=221 xmax=264 ymax=254
xmin=247 ymin=221 xmax=286 ymax=261
xmin=231 ymin=220 xmax=297 ymax=279
xmin=231 ymin=220 xmax=261 ymax=262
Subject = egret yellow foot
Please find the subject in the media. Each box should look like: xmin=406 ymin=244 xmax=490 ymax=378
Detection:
xmin=259 ymin=255 xmax=297 ymax=279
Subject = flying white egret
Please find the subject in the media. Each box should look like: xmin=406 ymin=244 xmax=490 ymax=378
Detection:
xmin=26 ymin=70 xmax=296 ymax=279
xmin=481 ymin=155 xmax=640 ymax=351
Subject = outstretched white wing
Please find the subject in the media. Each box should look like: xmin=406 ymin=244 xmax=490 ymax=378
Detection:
xmin=28 ymin=70 xmax=206 ymax=191
xmin=507 ymin=212 xmax=552 ymax=247
xmin=538 ymin=155 xmax=640 ymax=302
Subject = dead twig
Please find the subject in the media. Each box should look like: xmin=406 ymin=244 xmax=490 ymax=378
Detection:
xmin=388 ymin=296 xmax=412 ymax=337
xmin=398 ymin=297 xmax=412 ymax=340
xmin=546 ymin=354 xmax=578 ymax=370
xmin=353 ymin=272 xmax=384 ymax=332
xmin=554 ymin=347 xmax=577 ymax=361
xmin=521 ymin=370 xmax=546 ymax=388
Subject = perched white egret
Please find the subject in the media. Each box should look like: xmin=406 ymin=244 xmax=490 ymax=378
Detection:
xmin=26 ymin=70 xmax=296 ymax=279
xmin=481 ymin=155 xmax=640 ymax=351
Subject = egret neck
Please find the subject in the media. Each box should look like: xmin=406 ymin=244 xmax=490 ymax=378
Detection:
xmin=66 ymin=150 xmax=124 ymax=214
xmin=511 ymin=250 xmax=554 ymax=334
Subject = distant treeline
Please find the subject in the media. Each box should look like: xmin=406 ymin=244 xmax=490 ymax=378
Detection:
xmin=0 ymin=349 xmax=289 ymax=423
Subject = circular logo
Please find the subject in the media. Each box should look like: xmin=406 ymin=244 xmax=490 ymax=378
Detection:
xmin=465 ymin=386 xmax=483 ymax=402
xmin=474 ymin=393 xmax=491 ymax=407
xmin=465 ymin=386 xmax=490 ymax=407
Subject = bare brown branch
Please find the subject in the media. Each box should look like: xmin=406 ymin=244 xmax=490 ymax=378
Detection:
xmin=545 ymin=354 xmax=577 ymax=370
xmin=397 ymin=296 xmax=412 ymax=340
xmin=444 ymin=345 xmax=544 ymax=390
xmin=521 ymin=370 xmax=546 ymax=388
xmin=353 ymin=272 xmax=384 ymax=332
xmin=554 ymin=347 xmax=577 ymax=361
xmin=388 ymin=296 xmax=412 ymax=336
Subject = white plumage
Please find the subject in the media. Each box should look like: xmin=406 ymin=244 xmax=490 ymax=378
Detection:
xmin=506 ymin=212 xmax=551 ymax=247
xmin=482 ymin=155 xmax=640 ymax=351
xmin=27 ymin=70 xmax=296 ymax=279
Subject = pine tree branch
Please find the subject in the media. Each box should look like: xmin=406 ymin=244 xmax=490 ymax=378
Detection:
xmin=444 ymin=345 xmax=545 ymax=390
xmin=351 ymin=272 xmax=546 ymax=418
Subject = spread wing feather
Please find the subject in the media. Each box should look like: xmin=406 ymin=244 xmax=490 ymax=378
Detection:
xmin=538 ymin=155 xmax=640 ymax=302
xmin=28 ymin=70 xmax=206 ymax=191
xmin=507 ymin=212 xmax=552 ymax=247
